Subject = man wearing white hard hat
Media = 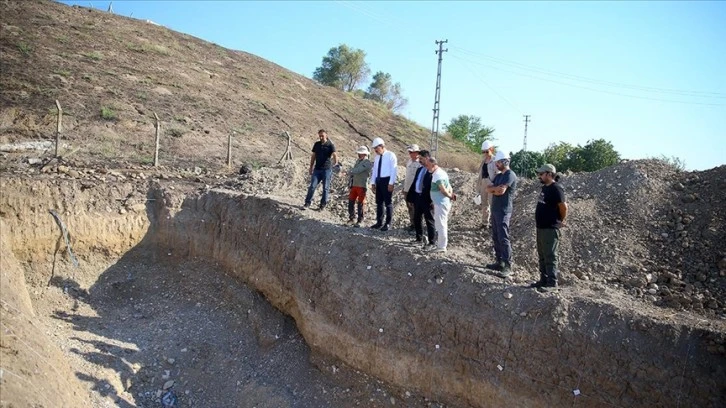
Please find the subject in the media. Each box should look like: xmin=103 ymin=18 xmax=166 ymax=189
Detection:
xmin=369 ymin=137 xmax=398 ymax=232
xmin=403 ymin=144 xmax=422 ymax=232
xmin=346 ymin=146 xmax=373 ymax=227
xmin=485 ymin=150 xmax=518 ymax=276
xmin=476 ymin=141 xmax=499 ymax=229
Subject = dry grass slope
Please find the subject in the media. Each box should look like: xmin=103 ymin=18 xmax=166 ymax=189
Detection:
xmin=0 ymin=0 xmax=476 ymax=171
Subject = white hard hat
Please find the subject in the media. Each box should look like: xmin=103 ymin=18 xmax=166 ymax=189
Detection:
xmin=493 ymin=150 xmax=510 ymax=162
xmin=481 ymin=141 xmax=493 ymax=151
xmin=371 ymin=137 xmax=385 ymax=148
xmin=355 ymin=145 xmax=369 ymax=155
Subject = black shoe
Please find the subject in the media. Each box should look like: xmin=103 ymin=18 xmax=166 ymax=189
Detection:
xmin=499 ymin=264 xmax=513 ymax=277
xmin=302 ymin=203 xmax=310 ymax=210
xmin=529 ymin=280 xmax=546 ymax=288
xmin=536 ymin=284 xmax=559 ymax=293
xmin=380 ymin=224 xmax=390 ymax=232
xmin=317 ymin=204 xmax=326 ymax=211
xmin=370 ymin=223 xmax=382 ymax=229
xmin=485 ymin=262 xmax=503 ymax=271
xmin=413 ymin=236 xmax=423 ymax=243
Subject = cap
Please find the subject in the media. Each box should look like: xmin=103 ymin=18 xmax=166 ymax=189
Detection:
xmin=481 ymin=141 xmax=493 ymax=151
xmin=356 ymin=145 xmax=370 ymax=155
xmin=493 ymin=151 xmax=510 ymax=162
xmin=536 ymin=164 xmax=556 ymax=174
xmin=407 ymin=144 xmax=420 ymax=152
xmin=371 ymin=137 xmax=385 ymax=148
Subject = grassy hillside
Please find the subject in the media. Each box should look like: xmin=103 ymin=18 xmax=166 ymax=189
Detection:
xmin=0 ymin=0 xmax=477 ymax=170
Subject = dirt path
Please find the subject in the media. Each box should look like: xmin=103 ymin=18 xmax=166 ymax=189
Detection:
xmin=32 ymin=248 xmax=442 ymax=408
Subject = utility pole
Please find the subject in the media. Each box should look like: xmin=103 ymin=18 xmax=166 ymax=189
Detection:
xmin=522 ymin=114 xmax=531 ymax=175
xmin=430 ymin=39 xmax=448 ymax=157
xmin=522 ymin=115 xmax=531 ymax=151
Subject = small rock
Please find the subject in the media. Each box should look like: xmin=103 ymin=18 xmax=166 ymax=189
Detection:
xmin=119 ymin=208 xmax=127 ymax=215
xmin=647 ymin=288 xmax=658 ymax=295
xmin=167 ymin=358 xmax=175 ymax=365
xmin=163 ymin=380 xmax=175 ymax=390
xmin=129 ymin=203 xmax=146 ymax=212
xmin=503 ymin=292 xmax=513 ymax=299
xmin=28 ymin=157 xmax=42 ymax=165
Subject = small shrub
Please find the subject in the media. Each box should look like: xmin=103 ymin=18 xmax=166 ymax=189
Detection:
xmin=167 ymin=128 xmax=185 ymax=138
xmin=651 ymin=155 xmax=686 ymax=172
xmin=54 ymin=69 xmax=71 ymax=77
xmin=17 ymin=42 xmax=32 ymax=56
xmin=83 ymin=51 xmax=103 ymax=61
xmin=100 ymin=106 xmax=117 ymax=121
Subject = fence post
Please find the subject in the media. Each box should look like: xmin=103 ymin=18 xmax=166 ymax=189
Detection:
xmin=153 ymin=112 xmax=160 ymax=167
xmin=54 ymin=100 xmax=62 ymax=158
xmin=227 ymin=131 xmax=234 ymax=169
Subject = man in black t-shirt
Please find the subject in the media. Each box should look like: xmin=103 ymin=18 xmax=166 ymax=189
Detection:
xmin=303 ymin=129 xmax=338 ymax=210
xmin=533 ymin=163 xmax=568 ymax=292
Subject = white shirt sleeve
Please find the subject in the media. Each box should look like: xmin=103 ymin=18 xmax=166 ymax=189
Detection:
xmin=387 ymin=152 xmax=398 ymax=185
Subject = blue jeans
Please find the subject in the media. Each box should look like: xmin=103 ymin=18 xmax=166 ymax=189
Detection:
xmin=491 ymin=211 xmax=512 ymax=265
xmin=304 ymin=168 xmax=332 ymax=207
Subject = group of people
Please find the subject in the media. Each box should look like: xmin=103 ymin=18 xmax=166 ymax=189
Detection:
xmin=303 ymin=130 xmax=567 ymax=291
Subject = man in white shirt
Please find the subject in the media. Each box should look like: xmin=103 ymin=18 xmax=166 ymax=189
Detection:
xmin=402 ymin=144 xmax=422 ymax=232
xmin=428 ymin=157 xmax=457 ymax=252
xmin=369 ymin=137 xmax=398 ymax=232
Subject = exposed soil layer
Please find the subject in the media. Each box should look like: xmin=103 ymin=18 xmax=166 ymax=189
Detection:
xmin=2 ymin=175 xmax=725 ymax=407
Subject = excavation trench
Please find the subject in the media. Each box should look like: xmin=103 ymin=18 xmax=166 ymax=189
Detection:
xmin=1 ymin=177 xmax=724 ymax=407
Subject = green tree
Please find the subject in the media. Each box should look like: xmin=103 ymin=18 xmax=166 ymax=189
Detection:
xmin=313 ymin=44 xmax=370 ymax=92
xmin=543 ymin=142 xmax=576 ymax=170
xmin=570 ymin=139 xmax=620 ymax=172
xmin=364 ymin=71 xmax=408 ymax=112
xmin=443 ymin=115 xmax=495 ymax=153
xmin=510 ymin=149 xmax=546 ymax=178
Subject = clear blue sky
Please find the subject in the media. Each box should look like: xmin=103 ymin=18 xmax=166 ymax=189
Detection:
xmin=60 ymin=1 xmax=725 ymax=170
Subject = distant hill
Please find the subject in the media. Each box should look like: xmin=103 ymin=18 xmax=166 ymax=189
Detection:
xmin=0 ymin=0 xmax=476 ymax=170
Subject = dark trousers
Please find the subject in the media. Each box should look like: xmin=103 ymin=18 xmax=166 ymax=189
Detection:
xmin=491 ymin=211 xmax=512 ymax=265
xmin=537 ymin=228 xmax=561 ymax=285
xmin=375 ymin=177 xmax=393 ymax=226
xmin=413 ymin=195 xmax=435 ymax=242
xmin=304 ymin=168 xmax=332 ymax=207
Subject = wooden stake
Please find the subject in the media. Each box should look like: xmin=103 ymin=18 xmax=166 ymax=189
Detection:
xmin=153 ymin=112 xmax=160 ymax=167
xmin=227 ymin=131 xmax=234 ymax=168
xmin=54 ymin=100 xmax=62 ymax=158
xmin=278 ymin=130 xmax=293 ymax=163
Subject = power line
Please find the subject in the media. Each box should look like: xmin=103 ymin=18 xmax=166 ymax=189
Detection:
xmin=450 ymin=46 xmax=726 ymax=99
xmin=450 ymin=54 xmax=522 ymax=114
xmin=450 ymin=51 xmax=725 ymax=107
